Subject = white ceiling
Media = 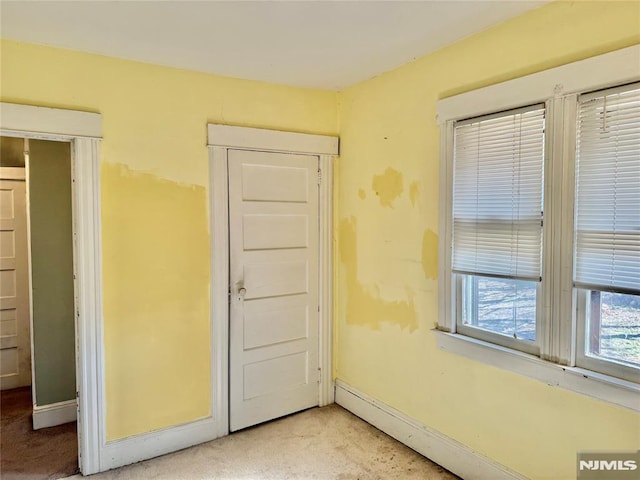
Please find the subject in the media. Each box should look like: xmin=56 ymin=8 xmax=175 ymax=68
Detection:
xmin=0 ymin=1 xmax=546 ymax=90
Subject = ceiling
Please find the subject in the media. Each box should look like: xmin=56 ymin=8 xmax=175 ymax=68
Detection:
xmin=0 ymin=1 xmax=546 ymax=90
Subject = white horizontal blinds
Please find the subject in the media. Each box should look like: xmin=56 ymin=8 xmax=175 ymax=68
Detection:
xmin=452 ymin=105 xmax=545 ymax=281
xmin=575 ymin=83 xmax=640 ymax=295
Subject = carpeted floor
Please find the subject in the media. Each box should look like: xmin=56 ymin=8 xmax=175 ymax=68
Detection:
xmin=63 ymin=405 xmax=458 ymax=480
xmin=1 ymin=387 xmax=78 ymax=480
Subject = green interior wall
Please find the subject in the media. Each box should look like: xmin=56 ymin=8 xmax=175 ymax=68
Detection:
xmin=29 ymin=139 xmax=76 ymax=406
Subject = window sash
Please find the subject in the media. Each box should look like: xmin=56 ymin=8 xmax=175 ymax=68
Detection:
xmin=575 ymin=289 xmax=640 ymax=383
xmin=455 ymin=273 xmax=541 ymax=355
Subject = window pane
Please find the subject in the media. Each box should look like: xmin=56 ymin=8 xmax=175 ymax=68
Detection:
xmin=462 ymin=275 xmax=536 ymax=341
xmin=587 ymin=291 xmax=640 ymax=367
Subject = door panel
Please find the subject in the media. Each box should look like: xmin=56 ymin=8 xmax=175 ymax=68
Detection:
xmin=240 ymin=164 xmax=309 ymax=203
xmin=243 ymin=258 xmax=308 ymax=299
xmin=0 ymin=176 xmax=32 ymax=390
xmin=243 ymin=295 xmax=309 ymax=350
xmin=243 ymin=351 xmax=308 ymax=400
xmin=242 ymin=214 xmax=308 ymax=250
xmin=229 ymin=149 xmax=319 ymax=432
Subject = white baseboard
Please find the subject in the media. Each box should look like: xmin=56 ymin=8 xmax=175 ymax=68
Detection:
xmin=100 ymin=417 xmax=218 ymax=472
xmin=33 ymin=399 xmax=77 ymax=430
xmin=335 ymin=380 xmax=526 ymax=480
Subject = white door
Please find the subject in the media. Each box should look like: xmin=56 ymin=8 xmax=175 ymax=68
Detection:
xmin=228 ymin=149 xmax=320 ymax=431
xmin=0 ymin=170 xmax=32 ymax=390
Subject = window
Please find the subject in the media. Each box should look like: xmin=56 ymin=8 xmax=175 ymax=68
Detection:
xmin=574 ymin=84 xmax=640 ymax=383
xmin=453 ymin=106 xmax=545 ymax=355
xmin=436 ymin=45 xmax=640 ymax=407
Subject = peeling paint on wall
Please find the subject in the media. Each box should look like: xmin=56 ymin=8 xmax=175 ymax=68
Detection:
xmin=339 ymin=216 xmax=418 ymax=332
xmin=409 ymin=181 xmax=420 ymax=208
xmin=422 ymin=229 xmax=438 ymax=280
xmin=371 ymin=167 xmax=403 ymax=208
xmin=358 ymin=188 xmax=366 ymax=199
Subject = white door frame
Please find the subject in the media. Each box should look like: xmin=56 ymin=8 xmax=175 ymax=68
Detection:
xmin=207 ymin=124 xmax=338 ymax=437
xmin=0 ymin=102 xmax=104 ymax=475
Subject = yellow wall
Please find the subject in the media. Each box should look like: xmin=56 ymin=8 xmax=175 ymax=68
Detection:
xmin=2 ymin=0 xmax=639 ymax=475
xmin=0 ymin=39 xmax=337 ymax=440
xmin=336 ymin=1 xmax=640 ymax=479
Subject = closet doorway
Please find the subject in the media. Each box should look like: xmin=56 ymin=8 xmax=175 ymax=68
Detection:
xmin=0 ymin=136 xmax=79 ymax=480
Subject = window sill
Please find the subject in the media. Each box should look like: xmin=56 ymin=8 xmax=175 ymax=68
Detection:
xmin=432 ymin=329 xmax=639 ymax=412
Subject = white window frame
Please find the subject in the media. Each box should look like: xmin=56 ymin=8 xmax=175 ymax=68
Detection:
xmin=435 ymin=45 xmax=640 ymax=411
xmin=451 ymin=103 xmax=547 ymax=357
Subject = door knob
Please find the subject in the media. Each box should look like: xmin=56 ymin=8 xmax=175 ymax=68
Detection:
xmin=236 ymin=281 xmax=247 ymax=301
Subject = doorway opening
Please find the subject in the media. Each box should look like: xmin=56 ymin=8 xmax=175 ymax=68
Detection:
xmin=1 ymin=136 xmax=79 ymax=479
xmin=1 ymin=102 xmax=103 ymax=475
xmin=207 ymin=124 xmax=337 ymax=438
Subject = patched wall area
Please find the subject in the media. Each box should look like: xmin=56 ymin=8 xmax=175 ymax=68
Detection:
xmin=101 ymin=163 xmax=211 ymax=439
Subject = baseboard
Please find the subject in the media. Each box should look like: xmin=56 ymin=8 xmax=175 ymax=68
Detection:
xmin=335 ymin=380 xmax=526 ymax=480
xmin=33 ymin=400 xmax=77 ymax=430
xmin=100 ymin=416 xmax=218 ymax=472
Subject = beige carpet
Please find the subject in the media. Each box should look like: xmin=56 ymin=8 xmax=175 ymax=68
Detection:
xmin=65 ymin=405 xmax=458 ymax=480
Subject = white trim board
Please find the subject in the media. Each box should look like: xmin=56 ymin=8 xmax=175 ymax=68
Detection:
xmin=0 ymin=103 xmax=101 ymax=138
xmin=207 ymin=124 xmax=338 ymax=155
xmin=100 ymin=417 xmax=216 ymax=471
xmin=33 ymin=400 xmax=77 ymax=430
xmin=335 ymin=380 xmax=527 ymax=480
xmin=209 ymin=145 xmax=230 ymax=439
xmin=436 ymin=44 xmax=640 ymax=124
xmin=318 ymin=153 xmax=334 ymax=407
xmin=208 ymin=124 xmax=338 ymax=436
